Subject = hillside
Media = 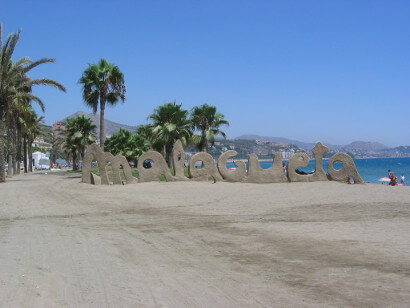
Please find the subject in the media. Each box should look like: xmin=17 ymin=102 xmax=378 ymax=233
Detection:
xmin=234 ymin=134 xmax=410 ymax=157
xmin=235 ymin=134 xmax=341 ymax=151
xmin=342 ymin=141 xmax=388 ymax=152
xmin=64 ymin=111 xmax=137 ymax=137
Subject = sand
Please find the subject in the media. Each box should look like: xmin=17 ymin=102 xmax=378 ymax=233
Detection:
xmin=0 ymin=171 xmax=409 ymax=307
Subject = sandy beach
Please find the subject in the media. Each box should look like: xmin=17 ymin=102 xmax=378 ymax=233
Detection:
xmin=0 ymin=171 xmax=409 ymax=307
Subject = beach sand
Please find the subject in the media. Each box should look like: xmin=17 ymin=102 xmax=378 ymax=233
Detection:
xmin=0 ymin=171 xmax=409 ymax=307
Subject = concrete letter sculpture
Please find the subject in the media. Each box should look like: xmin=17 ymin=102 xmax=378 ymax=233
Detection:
xmin=189 ymin=152 xmax=223 ymax=182
xmin=246 ymin=152 xmax=287 ymax=183
xmin=288 ymin=142 xmax=329 ymax=182
xmin=82 ymin=144 xmax=136 ymax=185
xmin=82 ymin=140 xmax=363 ymax=185
xmin=111 ymin=154 xmax=137 ymax=185
xmin=171 ymin=140 xmax=189 ymax=181
xmin=82 ymin=144 xmax=110 ymax=185
xmin=217 ymin=150 xmax=246 ymax=182
xmin=137 ymin=151 xmax=176 ymax=183
xmin=328 ymin=153 xmax=363 ymax=184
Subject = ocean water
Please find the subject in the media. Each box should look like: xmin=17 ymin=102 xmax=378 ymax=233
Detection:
xmin=226 ymin=157 xmax=410 ymax=184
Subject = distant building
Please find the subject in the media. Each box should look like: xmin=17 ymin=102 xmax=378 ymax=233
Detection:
xmin=32 ymin=137 xmax=52 ymax=150
xmin=253 ymin=146 xmax=269 ymax=156
xmin=256 ymin=140 xmax=271 ymax=145
xmin=280 ymin=149 xmax=295 ymax=159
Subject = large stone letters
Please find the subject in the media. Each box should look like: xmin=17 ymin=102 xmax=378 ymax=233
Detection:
xmin=137 ymin=151 xmax=176 ymax=183
xmin=328 ymin=153 xmax=364 ymax=184
xmin=217 ymin=150 xmax=246 ymax=182
xmin=246 ymin=152 xmax=287 ymax=183
xmin=82 ymin=144 xmax=136 ymax=185
xmin=189 ymin=152 xmax=223 ymax=182
xmin=171 ymin=140 xmax=189 ymax=181
xmin=288 ymin=142 xmax=329 ymax=182
xmin=82 ymin=144 xmax=110 ymax=185
xmin=111 ymin=154 xmax=137 ymax=185
xmin=82 ymin=140 xmax=364 ymax=185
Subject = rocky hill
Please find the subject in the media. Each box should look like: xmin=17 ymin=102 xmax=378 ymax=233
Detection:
xmin=64 ymin=111 xmax=137 ymax=137
xmin=342 ymin=141 xmax=388 ymax=152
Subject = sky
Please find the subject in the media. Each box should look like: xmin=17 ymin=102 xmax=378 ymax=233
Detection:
xmin=1 ymin=0 xmax=409 ymax=147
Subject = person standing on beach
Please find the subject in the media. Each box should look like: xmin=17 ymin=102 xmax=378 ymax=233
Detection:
xmin=400 ymin=174 xmax=405 ymax=185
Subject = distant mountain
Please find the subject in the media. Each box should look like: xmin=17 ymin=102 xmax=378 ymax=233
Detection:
xmin=342 ymin=141 xmax=388 ymax=152
xmin=235 ymin=134 xmax=342 ymax=151
xmin=64 ymin=111 xmax=137 ymax=137
xmin=235 ymin=134 xmax=391 ymax=153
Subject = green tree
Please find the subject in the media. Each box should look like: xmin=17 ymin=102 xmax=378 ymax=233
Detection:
xmin=0 ymin=25 xmax=65 ymax=181
xmin=104 ymin=128 xmax=150 ymax=165
xmin=148 ymin=102 xmax=192 ymax=166
xmin=190 ymin=104 xmax=229 ymax=152
xmin=64 ymin=115 xmax=96 ymax=170
xmin=79 ymin=59 xmax=126 ymax=150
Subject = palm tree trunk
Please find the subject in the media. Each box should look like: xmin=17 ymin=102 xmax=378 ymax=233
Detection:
xmin=7 ymin=114 xmax=17 ymax=177
xmin=0 ymin=111 xmax=5 ymax=183
xmin=12 ymin=126 xmax=17 ymax=175
xmin=166 ymin=144 xmax=173 ymax=168
xmin=16 ymin=126 xmax=21 ymax=175
xmin=100 ymin=99 xmax=105 ymax=150
xmin=7 ymin=123 xmax=13 ymax=177
xmin=28 ymin=140 xmax=33 ymax=172
xmin=23 ymin=136 xmax=28 ymax=173
xmin=7 ymin=155 xmax=13 ymax=177
xmin=72 ymin=151 xmax=77 ymax=171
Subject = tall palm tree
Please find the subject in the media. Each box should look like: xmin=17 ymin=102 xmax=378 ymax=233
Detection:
xmin=0 ymin=25 xmax=66 ymax=181
xmin=18 ymin=103 xmax=34 ymax=173
xmin=64 ymin=115 xmax=96 ymax=170
xmin=24 ymin=111 xmax=44 ymax=172
xmin=148 ymin=102 xmax=192 ymax=166
xmin=79 ymin=59 xmax=126 ymax=150
xmin=190 ymin=104 xmax=229 ymax=152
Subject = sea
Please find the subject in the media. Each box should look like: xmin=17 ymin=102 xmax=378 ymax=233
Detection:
xmin=226 ymin=157 xmax=410 ymax=184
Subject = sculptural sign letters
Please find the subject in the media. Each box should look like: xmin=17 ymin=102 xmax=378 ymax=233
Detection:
xmin=82 ymin=140 xmax=363 ymax=185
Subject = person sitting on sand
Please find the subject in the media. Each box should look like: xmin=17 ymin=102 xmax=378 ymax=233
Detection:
xmin=389 ymin=171 xmax=398 ymax=186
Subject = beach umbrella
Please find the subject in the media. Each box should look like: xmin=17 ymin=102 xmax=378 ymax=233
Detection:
xmin=378 ymin=177 xmax=391 ymax=182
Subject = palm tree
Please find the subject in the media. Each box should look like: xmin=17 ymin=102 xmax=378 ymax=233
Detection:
xmin=190 ymin=104 xmax=229 ymax=152
xmin=148 ymin=102 xmax=192 ymax=166
xmin=104 ymin=128 xmax=150 ymax=165
xmin=0 ymin=25 xmax=66 ymax=181
xmin=79 ymin=59 xmax=126 ymax=150
xmin=24 ymin=111 xmax=44 ymax=172
xmin=64 ymin=115 xmax=96 ymax=170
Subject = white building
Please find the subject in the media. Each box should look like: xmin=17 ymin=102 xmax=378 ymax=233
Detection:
xmin=32 ymin=151 xmax=50 ymax=169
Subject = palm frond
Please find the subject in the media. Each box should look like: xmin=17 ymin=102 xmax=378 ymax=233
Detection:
xmin=26 ymin=78 xmax=66 ymax=92
xmin=22 ymin=58 xmax=56 ymax=73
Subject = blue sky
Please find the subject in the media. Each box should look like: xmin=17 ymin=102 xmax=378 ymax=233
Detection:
xmin=2 ymin=0 xmax=409 ymax=146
